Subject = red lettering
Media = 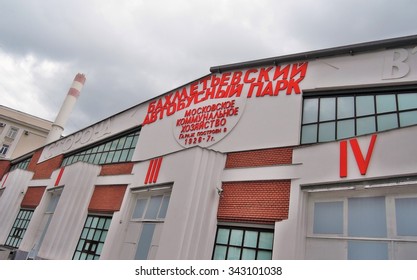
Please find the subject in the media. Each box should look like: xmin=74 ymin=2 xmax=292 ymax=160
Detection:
xmin=247 ymin=82 xmax=263 ymax=98
xmin=339 ymin=134 xmax=377 ymax=177
xmin=220 ymin=73 xmax=231 ymax=87
xmin=244 ymin=69 xmax=258 ymax=83
xmin=228 ymin=84 xmax=243 ymax=98
xmin=261 ymin=82 xmax=274 ymax=97
xmin=286 ymin=78 xmax=302 ymax=94
xmin=211 ymin=74 xmax=221 ymax=87
xmin=290 ymin=62 xmax=308 ymax=79
xmin=273 ymin=64 xmax=291 ymax=80
xmin=257 ymin=67 xmax=273 ymax=82
xmin=350 ymin=135 xmax=377 ymax=175
xmin=274 ymin=80 xmax=288 ymax=95
xmin=340 ymin=140 xmax=348 ymax=178
xmin=231 ymin=71 xmax=242 ymax=85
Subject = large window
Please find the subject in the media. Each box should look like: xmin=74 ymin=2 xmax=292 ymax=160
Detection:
xmin=131 ymin=189 xmax=171 ymax=260
xmin=10 ymin=157 xmax=31 ymax=171
xmin=306 ymin=185 xmax=417 ymax=259
xmin=212 ymin=226 xmax=274 ymax=260
xmin=301 ymin=89 xmax=417 ymax=144
xmin=72 ymin=215 xmax=112 ymax=260
xmin=5 ymin=209 xmax=34 ymax=248
xmin=62 ymin=129 xmax=140 ymax=166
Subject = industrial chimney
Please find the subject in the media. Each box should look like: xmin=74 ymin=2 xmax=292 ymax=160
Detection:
xmin=45 ymin=73 xmax=86 ymax=144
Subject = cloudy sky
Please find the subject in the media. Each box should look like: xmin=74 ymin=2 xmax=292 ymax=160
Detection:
xmin=1 ymin=0 xmax=416 ymax=135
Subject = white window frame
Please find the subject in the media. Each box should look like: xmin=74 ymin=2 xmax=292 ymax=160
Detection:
xmin=305 ymin=183 xmax=417 ymax=259
xmin=0 ymin=144 xmax=9 ymax=156
xmin=6 ymin=127 xmax=19 ymax=139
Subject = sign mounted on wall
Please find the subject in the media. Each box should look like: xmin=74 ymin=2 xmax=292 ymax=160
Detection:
xmin=142 ymin=62 xmax=308 ymax=147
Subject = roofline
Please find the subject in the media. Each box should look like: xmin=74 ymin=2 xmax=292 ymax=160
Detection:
xmin=210 ymin=34 xmax=417 ymax=73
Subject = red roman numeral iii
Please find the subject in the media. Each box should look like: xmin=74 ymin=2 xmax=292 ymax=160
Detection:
xmin=340 ymin=134 xmax=377 ymax=178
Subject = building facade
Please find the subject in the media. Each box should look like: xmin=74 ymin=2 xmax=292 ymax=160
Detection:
xmin=0 ymin=106 xmax=52 ymax=160
xmin=1 ymin=35 xmax=417 ymax=260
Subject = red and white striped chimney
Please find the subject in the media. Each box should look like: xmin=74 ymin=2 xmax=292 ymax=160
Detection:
xmin=45 ymin=73 xmax=86 ymax=144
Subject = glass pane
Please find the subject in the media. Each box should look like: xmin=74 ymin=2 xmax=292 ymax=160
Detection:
xmin=318 ymin=122 xmax=335 ymax=142
xmin=158 ymin=195 xmax=170 ymax=219
xmin=216 ymin=228 xmax=230 ymax=244
xmin=396 ymin=198 xmax=417 ymax=236
xmin=144 ymin=196 xmax=163 ymax=219
xmin=119 ymin=150 xmax=129 ymax=162
xmin=241 ymin=249 xmax=256 ymax=260
xmin=87 ymin=229 xmax=94 ymax=240
xmin=257 ymin=250 xmax=272 ymax=260
xmin=227 ymin=247 xmax=241 ymax=260
xmin=124 ymin=137 xmax=133 ymax=148
xmin=357 ymin=116 xmax=376 ymax=135
xmin=135 ymin=223 xmax=156 ymax=260
xmin=376 ymin=94 xmax=396 ymax=113
xmin=348 ymin=196 xmax=387 ymax=238
xmin=258 ymin=232 xmax=273 ymax=249
xmin=100 ymin=231 xmax=108 ymax=242
xmin=97 ymin=218 xmax=105 ymax=229
xmin=117 ymin=138 xmax=126 ymax=149
xmin=314 ymin=201 xmax=343 ymax=234
xmin=47 ymin=193 xmax=61 ymax=213
xmin=356 ymin=96 xmax=375 ymax=116
xmin=348 ymin=241 xmax=388 ymax=260
xmin=91 ymin=217 xmax=99 ymax=228
xmin=213 ymin=245 xmax=227 ymax=260
xmin=400 ymin=111 xmax=417 ymax=127
xmin=104 ymin=219 xmax=111 ymax=230
xmin=96 ymin=243 xmax=104 ymax=255
xmin=398 ymin=93 xmax=417 ymax=110
xmin=132 ymin=198 xmax=148 ymax=219
xmin=301 ymin=124 xmax=317 ymax=144
xmin=93 ymin=230 xmax=101 ymax=241
xmin=337 ymin=97 xmax=354 ymax=119
xmin=377 ymin=113 xmax=398 ymax=131
xmin=229 ymin=229 xmax=243 ymax=246
xmin=243 ymin=231 xmax=258 ymax=248
xmin=302 ymin=99 xmax=318 ymax=124
xmin=85 ymin=216 xmax=93 ymax=227
xmin=337 ymin=119 xmax=355 ymax=139
xmin=319 ymin=98 xmax=336 ymax=121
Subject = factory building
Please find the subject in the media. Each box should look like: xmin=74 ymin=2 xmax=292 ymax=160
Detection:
xmin=1 ymin=35 xmax=417 ymax=260
xmin=0 ymin=106 xmax=52 ymax=160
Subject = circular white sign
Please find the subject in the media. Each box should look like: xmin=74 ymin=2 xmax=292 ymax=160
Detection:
xmin=173 ymin=97 xmax=246 ymax=148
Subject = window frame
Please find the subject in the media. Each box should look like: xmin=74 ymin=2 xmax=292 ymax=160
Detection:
xmin=5 ymin=208 xmax=34 ymax=248
xmin=62 ymin=127 xmax=140 ymax=167
xmin=6 ymin=127 xmax=19 ymax=139
xmin=212 ymin=225 xmax=274 ymax=260
xmin=305 ymin=182 xmax=417 ymax=259
xmin=72 ymin=214 xmax=113 ymax=260
xmin=301 ymin=86 xmax=417 ymax=144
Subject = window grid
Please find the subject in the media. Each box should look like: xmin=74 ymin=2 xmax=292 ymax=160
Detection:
xmin=72 ymin=215 xmax=112 ymax=260
xmin=10 ymin=157 xmax=31 ymax=171
xmin=62 ymin=129 xmax=140 ymax=167
xmin=212 ymin=226 xmax=274 ymax=260
xmin=301 ymin=91 xmax=417 ymax=144
xmin=5 ymin=209 xmax=34 ymax=248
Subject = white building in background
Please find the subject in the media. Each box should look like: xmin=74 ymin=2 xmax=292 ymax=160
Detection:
xmin=1 ymin=35 xmax=417 ymax=260
xmin=0 ymin=106 xmax=52 ymax=160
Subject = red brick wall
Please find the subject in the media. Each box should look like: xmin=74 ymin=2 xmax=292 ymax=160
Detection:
xmin=225 ymin=147 xmax=293 ymax=168
xmin=99 ymin=162 xmax=134 ymax=176
xmin=27 ymin=149 xmax=63 ymax=180
xmin=217 ymin=180 xmax=290 ymax=224
xmin=21 ymin=186 xmax=46 ymax=209
xmin=0 ymin=160 xmax=11 ymax=180
xmin=88 ymin=185 xmax=127 ymax=213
